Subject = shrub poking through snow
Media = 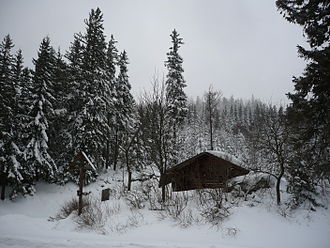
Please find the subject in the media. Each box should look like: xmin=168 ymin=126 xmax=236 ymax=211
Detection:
xmin=54 ymin=197 xmax=91 ymax=220
xmin=197 ymin=189 xmax=231 ymax=226
xmin=125 ymin=190 xmax=148 ymax=209
xmin=157 ymin=192 xmax=201 ymax=228
xmin=76 ymin=198 xmax=108 ymax=230
xmin=164 ymin=193 xmax=189 ymax=219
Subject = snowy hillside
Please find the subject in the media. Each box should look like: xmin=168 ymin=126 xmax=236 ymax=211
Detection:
xmin=1 ymin=170 xmax=330 ymax=248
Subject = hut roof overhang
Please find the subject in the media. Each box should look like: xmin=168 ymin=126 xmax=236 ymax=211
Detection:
xmin=159 ymin=151 xmax=249 ymax=190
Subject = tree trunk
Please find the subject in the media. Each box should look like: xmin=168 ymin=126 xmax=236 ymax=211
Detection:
xmin=0 ymin=173 xmax=7 ymax=200
xmin=172 ymin=123 xmax=178 ymax=164
xmin=276 ymin=177 xmax=281 ymax=205
xmin=126 ymin=151 xmax=132 ymax=191
xmin=276 ymin=162 xmax=285 ymax=205
xmin=208 ymin=94 xmax=214 ymax=150
xmin=162 ymin=184 xmax=166 ymax=203
xmin=210 ymin=118 xmax=213 ymax=150
xmin=78 ymin=168 xmax=85 ymax=216
xmin=127 ymin=170 xmax=132 ymax=191
xmin=106 ymin=139 xmax=110 ymax=169
xmin=106 ymin=114 xmax=111 ymax=169
xmin=113 ymin=130 xmax=118 ymax=171
xmin=210 ymin=111 xmax=213 ymax=151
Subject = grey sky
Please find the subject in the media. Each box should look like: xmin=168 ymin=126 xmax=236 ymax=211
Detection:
xmin=0 ymin=0 xmax=306 ymax=104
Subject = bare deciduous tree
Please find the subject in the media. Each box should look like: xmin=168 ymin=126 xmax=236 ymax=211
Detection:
xmin=204 ymin=85 xmax=222 ymax=150
xmin=254 ymin=106 xmax=290 ymax=205
xmin=138 ymin=75 xmax=172 ymax=203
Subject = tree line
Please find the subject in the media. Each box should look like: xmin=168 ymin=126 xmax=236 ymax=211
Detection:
xmin=0 ymin=8 xmax=188 ymax=200
xmin=1 ymin=2 xmax=329 ymax=208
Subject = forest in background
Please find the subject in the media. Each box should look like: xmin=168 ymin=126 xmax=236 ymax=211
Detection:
xmin=0 ymin=1 xmax=329 ymax=212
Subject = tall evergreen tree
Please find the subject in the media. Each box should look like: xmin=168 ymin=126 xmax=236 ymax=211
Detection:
xmin=277 ymin=0 xmax=330 ymax=203
xmin=25 ymin=37 xmax=57 ymax=182
xmin=164 ymin=29 xmax=187 ymax=164
xmin=12 ymin=49 xmax=23 ymax=91
xmin=105 ymin=35 xmax=118 ymax=92
xmin=112 ymin=50 xmax=135 ymax=170
xmin=276 ymin=0 xmax=330 ymax=204
xmin=116 ymin=51 xmax=134 ymax=128
xmin=66 ymin=34 xmax=84 ymax=116
xmin=74 ymin=8 xmax=110 ymax=167
xmin=0 ymin=35 xmax=26 ymax=199
xmin=105 ymin=35 xmax=118 ymax=169
xmin=13 ymin=51 xmax=36 ymax=197
xmin=48 ymin=49 xmax=71 ymax=170
xmin=165 ymin=29 xmax=187 ymax=126
xmin=66 ymin=34 xmax=84 ymax=154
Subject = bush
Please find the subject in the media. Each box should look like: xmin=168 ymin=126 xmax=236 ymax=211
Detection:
xmin=157 ymin=193 xmax=198 ymax=228
xmin=53 ymin=197 xmax=91 ymax=220
xmin=76 ymin=198 xmax=107 ymax=230
xmin=165 ymin=193 xmax=188 ymax=218
xmin=126 ymin=190 xmax=148 ymax=209
xmin=197 ymin=189 xmax=231 ymax=226
xmin=141 ymin=179 xmax=164 ymax=210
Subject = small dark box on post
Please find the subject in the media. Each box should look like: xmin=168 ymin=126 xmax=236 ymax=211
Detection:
xmin=101 ymin=188 xmax=110 ymax=201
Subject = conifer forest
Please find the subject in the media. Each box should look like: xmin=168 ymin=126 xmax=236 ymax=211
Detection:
xmin=0 ymin=1 xmax=329 ymax=248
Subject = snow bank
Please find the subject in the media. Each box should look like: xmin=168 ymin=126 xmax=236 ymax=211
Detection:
xmin=0 ymin=170 xmax=330 ymax=248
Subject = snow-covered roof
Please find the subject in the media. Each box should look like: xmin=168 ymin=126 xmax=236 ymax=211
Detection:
xmin=165 ymin=151 xmax=247 ymax=174
xmin=206 ymin=150 xmax=244 ymax=167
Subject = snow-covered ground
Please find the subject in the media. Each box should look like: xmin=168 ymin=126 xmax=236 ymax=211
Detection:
xmin=1 ymin=171 xmax=330 ymax=248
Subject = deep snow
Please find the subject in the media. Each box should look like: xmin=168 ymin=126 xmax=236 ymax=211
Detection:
xmin=1 ymin=171 xmax=330 ymax=248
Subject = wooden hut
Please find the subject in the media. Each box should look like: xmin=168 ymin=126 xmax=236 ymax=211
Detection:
xmin=159 ymin=151 xmax=249 ymax=191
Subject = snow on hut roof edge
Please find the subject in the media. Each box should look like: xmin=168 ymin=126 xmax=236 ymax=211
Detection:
xmin=166 ymin=150 xmax=246 ymax=173
xmin=205 ymin=150 xmax=244 ymax=167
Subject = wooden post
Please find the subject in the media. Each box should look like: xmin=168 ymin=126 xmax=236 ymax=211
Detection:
xmin=78 ymin=167 xmax=85 ymax=216
xmin=127 ymin=170 xmax=132 ymax=191
xmin=0 ymin=172 xmax=7 ymax=201
xmin=161 ymin=184 xmax=166 ymax=204
xmin=69 ymin=151 xmax=95 ymax=216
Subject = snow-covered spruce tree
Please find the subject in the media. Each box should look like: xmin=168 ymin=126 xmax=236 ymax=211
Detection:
xmin=276 ymin=0 xmax=330 ymax=205
xmin=48 ymin=49 xmax=71 ymax=174
xmin=105 ymin=35 xmax=118 ymax=169
xmin=111 ymin=50 xmax=135 ymax=171
xmin=25 ymin=37 xmax=57 ymax=183
xmin=66 ymin=34 xmax=84 ymax=107
xmin=73 ymin=8 xmax=110 ymax=169
xmin=65 ymin=34 xmax=84 ymax=148
xmin=164 ymin=29 xmax=187 ymax=164
xmin=60 ymin=35 xmax=87 ymax=183
xmin=0 ymin=35 xmax=27 ymax=199
xmin=13 ymin=51 xmax=33 ymax=149
xmin=11 ymin=50 xmax=36 ymax=197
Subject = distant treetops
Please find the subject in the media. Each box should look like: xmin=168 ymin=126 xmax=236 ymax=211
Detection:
xmin=0 ymin=7 xmax=189 ymax=200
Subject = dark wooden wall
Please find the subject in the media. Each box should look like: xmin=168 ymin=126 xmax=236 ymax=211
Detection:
xmin=171 ymin=155 xmax=232 ymax=191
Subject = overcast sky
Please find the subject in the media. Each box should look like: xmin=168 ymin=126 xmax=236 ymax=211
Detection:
xmin=0 ymin=0 xmax=307 ymax=104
